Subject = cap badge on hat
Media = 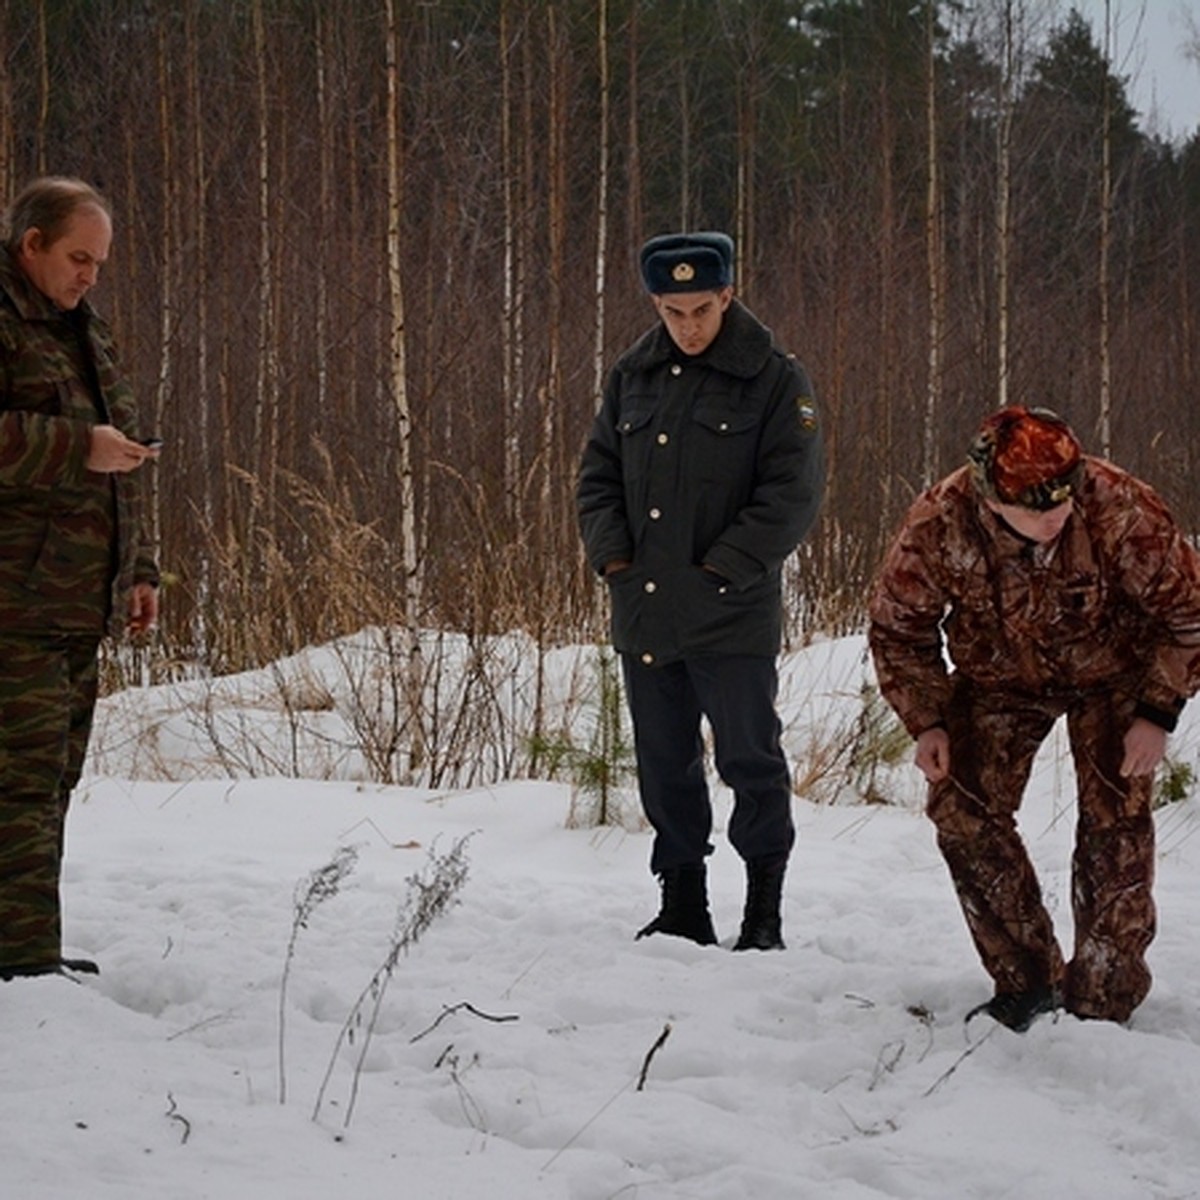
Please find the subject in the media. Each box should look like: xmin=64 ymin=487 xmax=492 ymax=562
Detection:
xmin=640 ymin=231 xmax=735 ymax=293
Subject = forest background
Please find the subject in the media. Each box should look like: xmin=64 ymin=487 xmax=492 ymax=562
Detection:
xmin=3 ymin=0 xmax=1199 ymax=789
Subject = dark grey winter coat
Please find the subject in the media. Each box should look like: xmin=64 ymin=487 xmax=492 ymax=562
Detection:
xmin=577 ymin=299 xmax=824 ymax=665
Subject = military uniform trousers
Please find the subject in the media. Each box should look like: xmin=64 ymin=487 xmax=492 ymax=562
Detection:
xmin=621 ymin=654 xmax=795 ymax=876
xmin=0 ymin=634 xmax=101 ymax=970
xmin=929 ymin=676 xmax=1155 ymax=1022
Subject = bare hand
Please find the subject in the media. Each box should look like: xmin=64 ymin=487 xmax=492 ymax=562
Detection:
xmin=86 ymin=425 xmax=160 ymax=474
xmin=915 ymin=727 xmax=951 ymax=783
xmin=127 ymin=582 xmax=159 ymax=635
xmin=1120 ymin=717 xmax=1167 ymax=778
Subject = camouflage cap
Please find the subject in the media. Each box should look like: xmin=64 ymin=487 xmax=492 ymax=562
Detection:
xmin=968 ymin=406 xmax=1083 ymax=511
xmin=639 ymin=231 xmax=734 ymax=294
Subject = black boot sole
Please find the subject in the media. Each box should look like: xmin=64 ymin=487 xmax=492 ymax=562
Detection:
xmin=0 ymin=957 xmax=100 ymax=982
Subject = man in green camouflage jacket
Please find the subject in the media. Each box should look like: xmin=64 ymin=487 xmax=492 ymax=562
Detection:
xmin=0 ymin=177 xmax=160 ymax=981
xmin=869 ymin=406 xmax=1200 ymax=1031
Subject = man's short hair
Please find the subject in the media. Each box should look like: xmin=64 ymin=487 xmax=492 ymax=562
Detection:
xmin=4 ymin=177 xmax=111 ymax=255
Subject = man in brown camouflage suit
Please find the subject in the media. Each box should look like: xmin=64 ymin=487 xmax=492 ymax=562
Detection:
xmin=869 ymin=406 xmax=1200 ymax=1030
xmin=0 ymin=177 xmax=160 ymax=981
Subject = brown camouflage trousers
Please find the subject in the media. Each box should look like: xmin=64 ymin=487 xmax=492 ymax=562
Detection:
xmin=0 ymin=634 xmax=101 ymax=971
xmin=929 ymin=676 xmax=1155 ymax=1022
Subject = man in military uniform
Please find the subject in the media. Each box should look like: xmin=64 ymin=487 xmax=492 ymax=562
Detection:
xmin=0 ymin=177 xmax=160 ymax=981
xmin=577 ymin=231 xmax=825 ymax=951
xmin=869 ymin=406 xmax=1200 ymax=1029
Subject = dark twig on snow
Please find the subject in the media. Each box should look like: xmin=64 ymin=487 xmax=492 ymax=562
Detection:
xmin=434 ymin=1046 xmax=487 ymax=1132
xmin=867 ymin=1039 xmax=905 ymax=1091
xmin=542 ymin=1020 xmax=677 ymax=1172
xmin=409 ymin=1001 xmax=519 ymax=1043
xmin=636 ymin=1022 xmax=673 ymax=1092
xmin=165 ymin=1093 xmax=192 ymax=1145
xmin=907 ymin=1003 xmax=936 ymax=1062
xmin=923 ymin=1024 xmax=996 ymax=1097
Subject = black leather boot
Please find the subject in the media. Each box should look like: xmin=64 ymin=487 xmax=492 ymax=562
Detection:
xmin=965 ymin=985 xmax=1060 ymax=1032
xmin=635 ymin=863 xmax=718 ymax=945
xmin=734 ymin=854 xmax=787 ymax=951
xmin=0 ymin=957 xmax=99 ymax=982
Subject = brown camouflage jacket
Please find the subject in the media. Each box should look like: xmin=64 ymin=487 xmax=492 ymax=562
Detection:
xmin=0 ymin=249 xmax=157 ymax=636
xmin=868 ymin=458 xmax=1200 ymax=736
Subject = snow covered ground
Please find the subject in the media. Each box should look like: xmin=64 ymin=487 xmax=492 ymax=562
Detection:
xmin=5 ymin=635 xmax=1200 ymax=1199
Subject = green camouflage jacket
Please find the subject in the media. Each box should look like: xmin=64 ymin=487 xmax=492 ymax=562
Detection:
xmin=0 ymin=248 xmax=158 ymax=636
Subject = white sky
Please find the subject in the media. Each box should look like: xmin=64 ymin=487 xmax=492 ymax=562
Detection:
xmin=1068 ymin=0 xmax=1200 ymax=140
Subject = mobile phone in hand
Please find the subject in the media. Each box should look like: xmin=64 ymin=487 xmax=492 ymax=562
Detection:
xmin=140 ymin=437 xmax=164 ymax=450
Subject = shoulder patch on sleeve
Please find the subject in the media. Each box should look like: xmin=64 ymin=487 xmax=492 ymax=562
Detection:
xmin=796 ymin=398 xmax=819 ymax=431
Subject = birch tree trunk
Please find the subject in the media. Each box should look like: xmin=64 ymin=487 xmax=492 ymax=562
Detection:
xmin=544 ymin=0 xmax=566 ymax=546
xmin=500 ymin=0 xmax=521 ymax=525
xmin=252 ymin=0 xmax=279 ymax=529
xmin=184 ymin=0 xmax=213 ymax=654
xmin=149 ymin=20 xmax=172 ymax=566
xmin=591 ymin=0 xmax=610 ymax=407
xmin=314 ymin=8 xmax=332 ymax=421
xmin=502 ymin=0 xmax=535 ymax=532
xmin=34 ymin=0 xmax=46 ymax=175
xmin=120 ymin=122 xmax=140 ymax=405
xmin=532 ymin=2 xmax=569 ymax=763
xmin=730 ymin=6 xmax=760 ymax=301
xmin=385 ymin=0 xmax=423 ymax=782
xmin=625 ymin=0 xmax=642 ymax=263
xmin=1097 ymin=0 xmax=1113 ymax=455
xmin=734 ymin=61 xmax=754 ymax=298
xmin=676 ymin=8 xmax=690 ymax=228
xmin=876 ymin=74 xmax=896 ymax=530
xmin=519 ymin=4 xmax=533 ymax=500
xmin=996 ymin=0 xmax=1015 ymax=408
xmin=922 ymin=0 xmax=944 ymax=486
